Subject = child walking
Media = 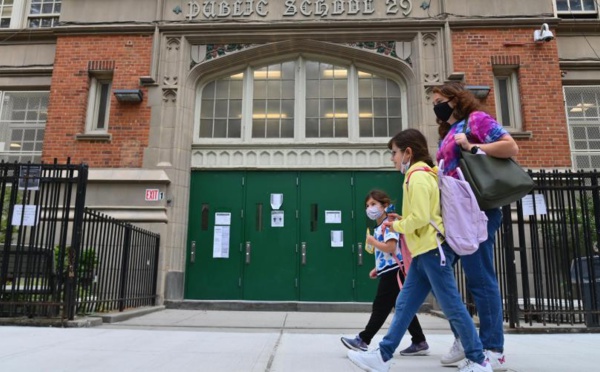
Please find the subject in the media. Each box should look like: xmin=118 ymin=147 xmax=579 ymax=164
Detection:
xmin=340 ymin=190 xmax=429 ymax=356
xmin=347 ymin=129 xmax=491 ymax=372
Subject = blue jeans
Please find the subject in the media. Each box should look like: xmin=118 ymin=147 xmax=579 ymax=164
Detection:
xmin=450 ymin=207 xmax=504 ymax=352
xmin=379 ymin=243 xmax=485 ymax=364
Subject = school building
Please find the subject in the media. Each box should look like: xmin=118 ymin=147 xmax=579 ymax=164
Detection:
xmin=0 ymin=0 xmax=598 ymax=305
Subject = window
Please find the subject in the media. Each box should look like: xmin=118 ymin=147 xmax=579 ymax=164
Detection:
xmin=28 ymin=0 xmax=61 ymax=28
xmin=556 ymin=0 xmax=597 ymax=17
xmin=0 ymin=0 xmax=61 ymax=29
xmin=0 ymin=91 xmax=48 ymax=163
xmin=564 ymin=86 xmax=600 ymax=170
xmin=493 ymin=69 xmax=522 ymax=131
xmin=85 ymin=76 xmax=112 ymax=133
xmin=0 ymin=0 xmax=14 ymax=28
xmin=305 ymin=62 xmax=347 ymax=138
xmin=254 ymin=62 xmax=295 ymax=138
xmin=199 ymin=74 xmax=243 ymax=139
xmin=358 ymin=71 xmax=402 ymax=138
xmin=196 ymin=58 xmax=405 ymax=142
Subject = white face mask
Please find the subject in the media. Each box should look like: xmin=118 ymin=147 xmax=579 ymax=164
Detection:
xmin=366 ymin=205 xmax=384 ymax=220
xmin=400 ymin=153 xmax=411 ymax=174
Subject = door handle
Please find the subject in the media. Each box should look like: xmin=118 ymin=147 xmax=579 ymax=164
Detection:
xmin=190 ymin=241 xmax=196 ymax=264
xmin=245 ymin=241 xmax=251 ymax=264
xmin=301 ymin=242 xmax=307 ymax=265
xmin=357 ymin=242 xmax=363 ymax=266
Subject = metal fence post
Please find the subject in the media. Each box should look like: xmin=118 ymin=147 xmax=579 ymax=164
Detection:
xmin=502 ymin=204 xmax=520 ymax=328
xmin=118 ymin=225 xmax=132 ymax=312
xmin=151 ymin=236 xmax=160 ymax=306
xmin=65 ymin=164 xmax=89 ymax=320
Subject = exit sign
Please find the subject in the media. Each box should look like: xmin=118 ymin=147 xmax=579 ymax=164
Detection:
xmin=145 ymin=189 xmax=161 ymax=201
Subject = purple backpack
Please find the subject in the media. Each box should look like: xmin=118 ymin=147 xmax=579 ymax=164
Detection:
xmin=408 ymin=161 xmax=488 ymax=256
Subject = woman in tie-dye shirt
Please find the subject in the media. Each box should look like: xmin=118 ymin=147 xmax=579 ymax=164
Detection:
xmin=432 ymin=82 xmax=518 ymax=371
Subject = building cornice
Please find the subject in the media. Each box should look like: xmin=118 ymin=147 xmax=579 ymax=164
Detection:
xmin=448 ymin=17 xmax=559 ymax=29
xmin=556 ymin=19 xmax=600 ymax=33
xmin=51 ymin=23 xmax=156 ymax=36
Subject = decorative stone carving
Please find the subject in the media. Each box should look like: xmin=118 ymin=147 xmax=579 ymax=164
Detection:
xmin=191 ymin=147 xmax=393 ymax=169
xmin=163 ymin=88 xmax=177 ymax=103
xmin=421 ymin=32 xmax=440 ymax=83
xmin=166 ymin=38 xmax=181 ymax=51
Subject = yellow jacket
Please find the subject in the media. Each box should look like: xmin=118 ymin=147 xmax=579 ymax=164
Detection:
xmin=392 ymin=161 xmax=445 ymax=257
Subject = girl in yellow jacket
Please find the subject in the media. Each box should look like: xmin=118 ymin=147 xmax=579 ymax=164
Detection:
xmin=347 ymin=129 xmax=491 ymax=372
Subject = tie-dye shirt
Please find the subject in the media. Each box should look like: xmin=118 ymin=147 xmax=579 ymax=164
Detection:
xmin=436 ymin=111 xmax=509 ymax=178
xmin=373 ymin=222 xmax=402 ymax=276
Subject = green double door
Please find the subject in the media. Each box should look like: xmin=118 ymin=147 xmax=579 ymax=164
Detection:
xmin=185 ymin=171 xmax=402 ymax=302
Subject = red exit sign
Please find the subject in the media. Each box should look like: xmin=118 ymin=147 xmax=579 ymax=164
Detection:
xmin=145 ymin=189 xmax=161 ymax=201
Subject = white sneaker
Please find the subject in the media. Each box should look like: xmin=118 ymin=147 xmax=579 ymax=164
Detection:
xmin=457 ymin=360 xmax=493 ymax=372
xmin=441 ymin=338 xmax=465 ymax=365
xmin=347 ymin=348 xmax=391 ymax=372
xmin=484 ymin=350 xmax=507 ymax=371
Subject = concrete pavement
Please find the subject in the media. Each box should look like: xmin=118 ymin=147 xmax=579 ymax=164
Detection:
xmin=0 ymin=309 xmax=596 ymax=371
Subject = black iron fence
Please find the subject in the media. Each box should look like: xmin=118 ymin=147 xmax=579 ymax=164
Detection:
xmin=0 ymin=161 xmax=160 ymax=320
xmin=456 ymin=170 xmax=600 ymax=328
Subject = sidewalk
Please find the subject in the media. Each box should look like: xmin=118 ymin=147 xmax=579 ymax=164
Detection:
xmin=0 ymin=309 xmax=597 ymax=371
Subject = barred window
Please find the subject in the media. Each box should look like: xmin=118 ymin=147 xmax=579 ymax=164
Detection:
xmin=564 ymin=86 xmax=600 ymax=170
xmin=0 ymin=91 xmax=48 ymax=163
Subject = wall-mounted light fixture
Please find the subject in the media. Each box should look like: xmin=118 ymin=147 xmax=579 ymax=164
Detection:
xmin=466 ymin=85 xmax=491 ymax=99
xmin=113 ymin=89 xmax=143 ymax=103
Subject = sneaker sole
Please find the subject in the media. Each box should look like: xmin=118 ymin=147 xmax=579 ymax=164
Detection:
xmin=400 ymin=349 xmax=431 ymax=356
xmin=348 ymin=351 xmax=389 ymax=372
xmin=340 ymin=337 xmax=367 ymax=352
xmin=440 ymin=354 xmax=466 ymax=365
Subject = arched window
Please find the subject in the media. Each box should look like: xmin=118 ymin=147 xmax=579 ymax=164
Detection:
xmin=195 ymin=57 xmax=405 ymax=142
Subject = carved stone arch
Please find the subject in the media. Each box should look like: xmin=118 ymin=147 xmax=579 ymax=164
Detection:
xmin=187 ymin=39 xmax=416 ymax=88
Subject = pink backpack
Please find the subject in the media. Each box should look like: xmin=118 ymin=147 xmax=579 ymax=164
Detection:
xmin=406 ymin=162 xmax=488 ymax=257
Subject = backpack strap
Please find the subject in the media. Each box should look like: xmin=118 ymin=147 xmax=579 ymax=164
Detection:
xmin=404 ymin=167 xmax=447 ymax=267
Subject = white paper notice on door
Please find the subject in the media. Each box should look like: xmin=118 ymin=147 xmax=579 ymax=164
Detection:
xmin=331 ymin=230 xmax=343 ymax=247
xmin=11 ymin=205 xmax=38 ymax=226
xmin=271 ymin=210 xmax=284 ymax=227
xmin=325 ymin=210 xmax=342 ymax=224
xmin=213 ymin=225 xmax=230 ymax=258
xmin=215 ymin=212 xmax=231 ymax=226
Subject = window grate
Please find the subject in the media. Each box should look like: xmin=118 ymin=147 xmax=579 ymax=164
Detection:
xmin=564 ymin=86 xmax=600 ymax=170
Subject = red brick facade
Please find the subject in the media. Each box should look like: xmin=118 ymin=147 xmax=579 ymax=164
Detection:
xmin=43 ymin=35 xmax=153 ymax=167
xmin=451 ymin=28 xmax=571 ymax=168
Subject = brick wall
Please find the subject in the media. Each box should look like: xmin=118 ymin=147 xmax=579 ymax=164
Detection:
xmin=452 ymin=28 xmax=571 ymax=168
xmin=43 ymin=35 xmax=153 ymax=167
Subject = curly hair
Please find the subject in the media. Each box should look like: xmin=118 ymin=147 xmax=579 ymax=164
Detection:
xmin=432 ymin=82 xmax=488 ymax=140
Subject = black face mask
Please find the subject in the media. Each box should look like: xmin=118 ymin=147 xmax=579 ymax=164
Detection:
xmin=433 ymin=101 xmax=454 ymax=122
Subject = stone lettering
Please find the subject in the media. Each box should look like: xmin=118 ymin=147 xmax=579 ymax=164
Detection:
xmin=332 ymin=0 xmax=344 ymax=15
xmin=203 ymin=1 xmax=217 ymax=18
xmin=315 ymin=0 xmax=328 ymax=17
xmin=386 ymin=0 xmax=398 ymax=14
xmin=256 ymin=0 xmax=268 ymax=16
xmin=218 ymin=0 xmax=231 ymax=16
xmin=400 ymin=0 xmax=412 ymax=16
xmin=233 ymin=0 xmax=244 ymax=16
xmin=363 ymin=0 xmax=374 ymax=14
xmin=348 ymin=0 xmax=359 ymax=15
xmin=283 ymin=0 xmax=297 ymax=16
xmin=300 ymin=0 xmax=312 ymax=16
xmin=244 ymin=0 xmax=254 ymax=16
xmin=184 ymin=0 xmax=414 ymax=20
xmin=186 ymin=1 xmax=201 ymax=20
